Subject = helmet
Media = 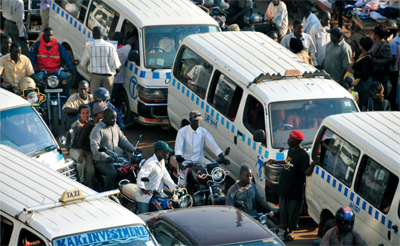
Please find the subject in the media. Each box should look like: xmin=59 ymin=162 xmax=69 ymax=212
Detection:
xmin=335 ymin=206 xmax=355 ymax=232
xmin=19 ymin=77 xmax=36 ymax=92
xmin=93 ymin=87 xmax=110 ymax=102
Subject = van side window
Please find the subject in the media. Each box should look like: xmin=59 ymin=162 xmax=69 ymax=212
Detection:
xmin=355 ymin=156 xmax=398 ymax=214
xmin=243 ymin=95 xmax=266 ymax=134
xmin=1 ymin=216 xmax=13 ymax=245
xmin=207 ymin=71 xmax=243 ymax=121
xmin=18 ymin=228 xmax=45 ymax=246
xmin=174 ymin=47 xmax=212 ymax=99
xmin=315 ymin=129 xmax=360 ymax=187
xmin=54 ymin=0 xmax=89 ymax=22
xmin=120 ymin=19 xmax=140 ymax=65
xmin=86 ymin=0 xmax=119 ymax=39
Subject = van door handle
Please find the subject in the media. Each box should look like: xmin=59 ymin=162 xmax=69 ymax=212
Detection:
xmin=237 ymin=130 xmax=243 ymax=137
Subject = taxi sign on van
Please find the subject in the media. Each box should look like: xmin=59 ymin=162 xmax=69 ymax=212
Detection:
xmin=59 ymin=189 xmax=85 ymax=203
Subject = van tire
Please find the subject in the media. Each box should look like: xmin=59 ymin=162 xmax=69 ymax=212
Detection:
xmin=66 ymin=49 xmax=82 ymax=89
xmin=116 ymin=90 xmax=134 ymax=124
xmin=322 ymin=218 xmax=336 ymax=236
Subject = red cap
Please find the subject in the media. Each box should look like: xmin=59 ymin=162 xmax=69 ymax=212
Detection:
xmin=289 ymin=130 xmax=305 ymax=141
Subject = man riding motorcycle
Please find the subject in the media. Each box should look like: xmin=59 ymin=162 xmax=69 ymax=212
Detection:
xmin=28 ymin=27 xmax=75 ymax=97
xmin=174 ymin=110 xmax=229 ymax=186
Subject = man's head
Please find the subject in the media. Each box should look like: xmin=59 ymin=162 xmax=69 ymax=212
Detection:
xmin=78 ymin=104 xmax=91 ymax=123
xmin=293 ymin=19 xmax=303 ymax=37
xmin=1 ymin=34 xmax=12 ymax=54
xmin=359 ymin=36 xmax=373 ymax=52
xmin=287 ymin=130 xmax=304 ymax=147
xmin=112 ymin=32 xmax=124 ymax=46
xmin=369 ymin=82 xmax=384 ymax=102
xmin=102 ymin=108 xmax=117 ymax=126
xmin=298 ymin=4 xmax=311 ymax=19
xmin=239 ymin=166 xmax=253 ymax=186
xmin=93 ymin=101 xmax=107 ymax=119
xmin=10 ymin=42 xmax=21 ymax=61
xmin=321 ymin=11 xmax=331 ymax=27
xmin=267 ymin=31 xmax=278 ymax=42
xmin=43 ymin=27 xmax=54 ymax=43
xmin=189 ymin=110 xmax=203 ymax=131
xmin=328 ymin=27 xmax=343 ymax=44
xmin=154 ymin=141 xmax=173 ymax=160
xmin=78 ymin=80 xmax=90 ymax=99
xmin=272 ymin=0 xmax=280 ymax=6
xmin=373 ymin=25 xmax=386 ymax=41
xmin=93 ymin=87 xmax=110 ymax=102
xmin=93 ymin=26 xmax=103 ymax=39
xmin=335 ymin=207 xmax=355 ymax=233
xmin=290 ymin=38 xmax=304 ymax=53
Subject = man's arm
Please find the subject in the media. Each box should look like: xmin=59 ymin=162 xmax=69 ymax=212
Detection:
xmin=58 ymin=43 xmax=74 ymax=70
xmin=28 ymin=42 xmax=40 ymax=68
xmin=225 ymin=185 xmax=236 ymax=206
xmin=81 ymin=46 xmax=90 ymax=67
xmin=15 ymin=1 xmax=26 ymax=38
xmin=62 ymin=94 xmax=79 ymax=114
xmin=203 ymin=129 xmax=222 ymax=157
xmin=111 ymin=46 xmax=121 ymax=71
xmin=89 ymin=127 xmax=110 ymax=161
xmin=136 ymin=161 xmax=153 ymax=190
xmin=25 ymin=58 xmax=41 ymax=85
xmin=174 ymin=128 xmax=185 ymax=156
xmin=161 ymin=164 xmax=177 ymax=191
xmin=374 ymin=43 xmax=393 ymax=65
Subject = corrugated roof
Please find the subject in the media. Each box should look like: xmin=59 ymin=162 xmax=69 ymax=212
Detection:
xmin=0 ymin=145 xmax=144 ymax=241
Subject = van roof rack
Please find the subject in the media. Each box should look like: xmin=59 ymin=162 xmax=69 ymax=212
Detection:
xmin=302 ymin=70 xmax=331 ymax=79
xmin=250 ymin=69 xmax=331 ymax=87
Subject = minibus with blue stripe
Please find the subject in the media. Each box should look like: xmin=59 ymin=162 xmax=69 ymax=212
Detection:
xmin=306 ymin=112 xmax=400 ymax=245
xmin=167 ymin=31 xmax=359 ymax=208
xmin=0 ymin=144 xmax=158 ymax=246
xmin=49 ymin=0 xmax=219 ymax=126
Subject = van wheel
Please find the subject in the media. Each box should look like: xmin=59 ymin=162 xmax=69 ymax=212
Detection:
xmin=322 ymin=218 xmax=336 ymax=236
xmin=66 ymin=49 xmax=83 ymax=89
xmin=116 ymin=90 xmax=134 ymax=124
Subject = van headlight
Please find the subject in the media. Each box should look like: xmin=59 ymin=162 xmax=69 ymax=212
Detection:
xmin=137 ymin=85 xmax=167 ymax=103
xmin=47 ymin=75 xmax=59 ymax=88
xmin=27 ymin=92 xmax=39 ymax=104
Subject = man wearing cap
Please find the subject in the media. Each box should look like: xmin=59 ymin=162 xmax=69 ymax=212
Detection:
xmin=322 ymin=27 xmax=353 ymax=82
xmin=175 ymin=110 xmax=229 ymax=185
xmin=90 ymin=108 xmax=136 ymax=191
xmin=135 ymin=141 xmax=182 ymax=213
xmin=267 ymin=130 xmax=314 ymax=241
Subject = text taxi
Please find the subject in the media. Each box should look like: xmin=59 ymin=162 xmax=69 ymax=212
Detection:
xmin=0 ymin=145 xmax=158 ymax=246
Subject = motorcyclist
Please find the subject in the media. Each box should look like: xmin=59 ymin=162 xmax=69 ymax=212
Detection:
xmin=135 ymin=141 xmax=183 ymax=214
xmin=319 ymin=207 xmax=367 ymax=246
xmin=90 ymin=108 xmax=136 ymax=191
xmin=226 ymin=0 xmax=252 ymax=29
xmin=0 ymin=34 xmax=12 ymax=57
xmin=28 ymin=27 xmax=75 ymax=97
xmin=174 ymin=110 xmax=229 ymax=186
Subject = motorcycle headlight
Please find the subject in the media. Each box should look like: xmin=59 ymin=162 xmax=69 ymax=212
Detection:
xmin=179 ymin=195 xmax=193 ymax=208
xmin=47 ymin=75 xmax=59 ymax=88
xmin=211 ymin=167 xmax=225 ymax=182
xmin=27 ymin=92 xmax=39 ymax=104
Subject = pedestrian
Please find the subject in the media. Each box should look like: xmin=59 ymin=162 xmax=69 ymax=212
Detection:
xmin=39 ymin=0 xmax=51 ymax=33
xmin=110 ymin=32 xmax=135 ymax=103
xmin=2 ymin=0 xmax=30 ymax=56
xmin=0 ymin=34 xmax=12 ymax=57
xmin=267 ymin=130 xmax=314 ymax=242
xmin=390 ymin=28 xmax=400 ymax=62
xmin=322 ymin=27 xmax=352 ymax=82
xmin=62 ymin=80 xmax=93 ymax=115
xmin=81 ymin=26 xmax=121 ymax=95
xmin=255 ymin=0 xmax=288 ymax=38
xmin=290 ymin=38 xmax=313 ymax=65
xmin=267 ymin=31 xmax=279 ymax=42
xmin=340 ymin=76 xmax=359 ymax=105
xmin=280 ymin=19 xmax=316 ymax=64
xmin=298 ymin=4 xmax=319 ymax=34
xmin=394 ymin=46 xmax=400 ymax=110
xmin=320 ymin=207 xmax=367 ymax=246
xmin=309 ymin=11 xmax=331 ymax=68
xmin=361 ymin=82 xmax=391 ymax=111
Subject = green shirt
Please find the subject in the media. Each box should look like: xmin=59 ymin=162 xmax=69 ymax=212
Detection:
xmin=323 ymin=39 xmax=353 ymax=82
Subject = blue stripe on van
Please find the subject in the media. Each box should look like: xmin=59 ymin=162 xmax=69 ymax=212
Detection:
xmin=276 ymin=152 xmax=284 ymax=160
xmin=53 ymin=3 xmax=55 ymax=10
xmin=129 ymin=63 xmax=133 ymax=71
xmin=332 ymin=179 xmax=336 ymax=188
xmin=61 ymin=10 xmax=64 ymax=17
xmin=327 ymin=174 xmax=331 ymax=184
xmin=253 ymin=142 xmax=256 ymax=150
xmin=153 ymin=72 xmax=160 ymax=79
xmin=74 ymin=20 xmax=77 ymax=27
xmin=206 ymin=105 xmax=209 ymax=113
xmin=201 ymin=101 xmax=204 ymax=109
xmin=191 ymin=93 xmax=194 ymax=101
xmin=381 ymin=215 xmax=386 ymax=225
xmin=70 ymin=17 xmax=73 ymax=24
xmin=242 ymin=133 xmax=245 ymax=142
xmin=216 ymin=113 xmax=219 ymax=121
xmin=264 ymin=150 xmax=269 ymax=158
xmin=344 ymin=187 xmax=348 ymax=197
xmin=57 ymin=6 xmax=60 ymax=13
xmin=231 ymin=125 xmax=235 ymax=133
xmin=186 ymin=90 xmax=189 ymax=98
xmin=172 ymin=79 xmax=176 ymax=87
xmin=196 ymin=96 xmax=199 ymax=105
xmin=79 ymin=24 xmax=81 ymax=31
xmin=375 ymin=211 xmax=379 ymax=220
xmin=83 ymin=27 xmax=86 ymax=35
xmin=321 ymin=170 xmax=325 ymax=179
xmin=388 ymin=220 xmax=392 ymax=230
xmin=362 ymin=201 xmax=367 ymax=211
xmin=338 ymin=183 xmax=342 ymax=192
xmin=221 ymin=116 xmax=224 ymax=125
xmin=140 ymin=71 xmax=146 ymax=78
xmin=211 ymin=109 xmax=214 ymax=117
xmin=350 ymin=192 xmax=354 ymax=201
xmin=226 ymin=121 xmax=230 ymax=130
xmin=258 ymin=146 xmax=262 ymax=155
xmin=66 ymin=13 xmax=69 ymax=20
xmin=368 ymin=205 xmax=373 ymax=215
xmin=177 ymin=82 xmax=180 ymax=90
xmin=356 ymin=196 xmax=360 ymax=206
xmin=315 ymin=166 xmax=320 ymax=175
xmin=182 ymin=86 xmax=185 ymax=94
xmin=247 ymin=137 xmax=251 ymax=146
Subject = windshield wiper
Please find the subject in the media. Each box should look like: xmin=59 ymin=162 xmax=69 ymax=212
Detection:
xmin=31 ymin=145 xmax=57 ymax=157
xmin=151 ymin=66 xmax=171 ymax=72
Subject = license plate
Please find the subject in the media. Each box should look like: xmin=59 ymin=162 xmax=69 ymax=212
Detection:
xmin=45 ymin=88 xmax=63 ymax=93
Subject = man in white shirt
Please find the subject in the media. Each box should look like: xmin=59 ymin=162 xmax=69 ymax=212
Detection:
xmin=281 ymin=19 xmax=316 ymax=62
xmin=298 ymin=4 xmax=319 ymax=34
xmin=81 ymin=26 xmax=121 ymax=95
xmin=309 ymin=11 xmax=331 ymax=68
xmin=2 ymin=0 xmax=29 ymax=56
xmin=135 ymin=141 xmax=180 ymax=213
xmin=255 ymin=0 xmax=288 ymax=38
xmin=175 ymin=110 xmax=229 ymax=185
xmin=390 ymin=32 xmax=400 ymax=61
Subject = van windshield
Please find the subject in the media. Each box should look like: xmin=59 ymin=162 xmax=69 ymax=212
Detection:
xmin=144 ymin=25 xmax=219 ymax=69
xmin=53 ymin=225 xmax=156 ymax=246
xmin=0 ymin=106 xmax=55 ymax=156
xmin=269 ymin=99 xmax=358 ymax=149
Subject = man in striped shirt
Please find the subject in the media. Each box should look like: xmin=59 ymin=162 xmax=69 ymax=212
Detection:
xmin=81 ymin=26 xmax=121 ymax=95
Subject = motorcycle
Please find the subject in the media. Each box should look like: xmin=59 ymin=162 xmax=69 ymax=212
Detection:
xmin=235 ymin=200 xmax=277 ymax=230
xmin=209 ymin=7 xmax=229 ymax=31
xmin=169 ymin=147 xmax=231 ymax=206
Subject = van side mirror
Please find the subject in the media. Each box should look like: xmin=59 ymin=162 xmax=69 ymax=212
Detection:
xmin=128 ymin=50 xmax=139 ymax=63
xmin=253 ymin=130 xmax=266 ymax=143
xmin=224 ymin=147 xmax=230 ymax=156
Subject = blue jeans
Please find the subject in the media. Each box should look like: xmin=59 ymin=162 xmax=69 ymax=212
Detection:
xmin=36 ymin=69 xmax=70 ymax=97
xmin=137 ymin=201 xmax=149 ymax=214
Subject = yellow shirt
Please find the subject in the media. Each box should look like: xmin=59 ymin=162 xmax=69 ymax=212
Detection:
xmin=62 ymin=93 xmax=94 ymax=110
xmin=0 ymin=54 xmax=34 ymax=87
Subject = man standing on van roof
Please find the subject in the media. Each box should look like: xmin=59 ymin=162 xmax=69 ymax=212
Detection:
xmin=81 ymin=26 xmax=121 ymax=95
xmin=267 ymin=130 xmax=314 ymax=242
xmin=322 ymin=27 xmax=352 ymax=82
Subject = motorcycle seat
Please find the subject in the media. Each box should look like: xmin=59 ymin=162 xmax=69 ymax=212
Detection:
xmin=121 ymin=183 xmax=138 ymax=200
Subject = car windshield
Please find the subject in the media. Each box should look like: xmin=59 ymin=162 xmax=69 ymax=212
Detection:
xmin=53 ymin=225 xmax=156 ymax=246
xmin=144 ymin=25 xmax=219 ymax=69
xmin=270 ymin=99 xmax=358 ymax=149
xmin=226 ymin=237 xmax=285 ymax=246
xmin=0 ymin=106 xmax=56 ymax=156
